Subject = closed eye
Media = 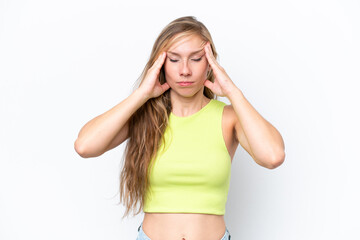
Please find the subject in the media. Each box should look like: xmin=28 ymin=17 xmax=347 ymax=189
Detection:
xmin=192 ymin=57 xmax=202 ymax=62
xmin=168 ymin=57 xmax=202 ymax=62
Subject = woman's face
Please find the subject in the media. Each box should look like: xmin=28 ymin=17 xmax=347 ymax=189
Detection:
xmin=164 ymin=34 xmax=210 ymax=97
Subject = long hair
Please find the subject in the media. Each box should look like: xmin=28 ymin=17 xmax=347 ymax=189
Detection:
xmin=118 ymin=16 xmax=219 ymax=219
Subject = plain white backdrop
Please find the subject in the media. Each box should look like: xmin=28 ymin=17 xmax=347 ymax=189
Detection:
xmin=1 ymin=0 xmax=359 ymax=239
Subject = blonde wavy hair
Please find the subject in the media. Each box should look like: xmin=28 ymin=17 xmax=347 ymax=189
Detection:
xmin=117 ymin=16 xmax=219 ymax=219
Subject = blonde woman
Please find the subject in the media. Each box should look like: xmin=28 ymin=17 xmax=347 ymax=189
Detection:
xmin=74 ymin=16 xmax=285 ymax=240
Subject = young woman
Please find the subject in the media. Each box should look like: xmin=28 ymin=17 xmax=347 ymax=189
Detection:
xmin=74 ymin=16 xmax=285 ymax=240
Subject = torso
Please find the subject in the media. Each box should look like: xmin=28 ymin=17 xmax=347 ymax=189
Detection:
xmin=142 ymin=99 xmax=239 ymax=240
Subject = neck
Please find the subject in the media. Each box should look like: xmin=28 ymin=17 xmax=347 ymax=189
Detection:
xmin=170 ymin=89 xmax=210 ymax=117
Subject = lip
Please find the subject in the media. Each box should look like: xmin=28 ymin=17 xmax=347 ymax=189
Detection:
xmin=177 ymin=81 xmax=194 ymax=86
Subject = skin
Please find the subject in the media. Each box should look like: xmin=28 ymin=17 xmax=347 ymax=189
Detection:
xmin=74 ymin=33 xmax=285 ymax=240
xmin=163 ymin=35 xmax=210 ymax=116
xmin=142 ymin=34 xmax=285 ymax=239
xmin=141 ymin=35 xmax=239 ymax=240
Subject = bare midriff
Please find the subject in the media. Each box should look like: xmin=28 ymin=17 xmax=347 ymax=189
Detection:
xmin=142 ymin=212 xmax=226 ymax=240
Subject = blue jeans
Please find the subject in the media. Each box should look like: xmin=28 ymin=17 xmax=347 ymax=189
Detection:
xmin=136 ymin=221 xmax=231 ymax=240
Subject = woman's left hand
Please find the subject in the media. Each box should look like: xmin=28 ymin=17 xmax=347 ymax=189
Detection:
xmin=203 ymin=42 xmax=238 ymax=97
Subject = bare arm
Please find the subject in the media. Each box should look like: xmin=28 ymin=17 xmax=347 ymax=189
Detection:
xmin=74 ymin=88 xmax=149 ymax=158
xmin=203 ymin=41 xmax=285 ymax=169
xmin=74 ymin=51 xmax=169 ymax=158
xmin=229 ymin=89 xmax=285 ymax=169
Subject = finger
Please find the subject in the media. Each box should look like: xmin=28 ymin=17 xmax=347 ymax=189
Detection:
xmin=150 ymin=52 xmax=164 ymax=67
xmin=153 ymin=52 xmax=166 ymax=70
xmin=205 ymin=43 xmax=223 ymax=71
xmin=156 ymin=52 xmax=167 ymax=68
xmin=161 ymin=82 xmax=170 ymax=91
xmin=204 ymin=44 xmax=219 ymax=70
xmin=203 ymin=79 xmax=214 ymax=90
xmin=204 ymin=43 xmax=215 ymax=63
xmin=206 ymin=43 xmax=219 ymax=66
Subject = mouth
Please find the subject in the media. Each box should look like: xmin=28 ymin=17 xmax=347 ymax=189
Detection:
xmin=177 ymin=81 xmax=194 ymax=86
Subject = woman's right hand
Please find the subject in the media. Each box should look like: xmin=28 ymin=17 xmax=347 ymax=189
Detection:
xmin=138 ymin=52 xmax=170 ymax=99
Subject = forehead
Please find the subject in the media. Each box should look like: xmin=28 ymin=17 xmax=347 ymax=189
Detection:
xmin=167 ymin=35 xmax=206 ymax=56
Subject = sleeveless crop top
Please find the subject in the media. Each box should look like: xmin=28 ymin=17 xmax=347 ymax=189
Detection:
xmin=143 ymin=99 xmax=232 ymax=215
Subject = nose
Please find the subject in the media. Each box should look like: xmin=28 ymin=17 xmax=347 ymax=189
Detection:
xmin=180 ymin=60 xmax=192 ymax=77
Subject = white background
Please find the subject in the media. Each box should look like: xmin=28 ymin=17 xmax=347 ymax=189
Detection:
xmin=1 ymin=0 xmax=359 ymax=239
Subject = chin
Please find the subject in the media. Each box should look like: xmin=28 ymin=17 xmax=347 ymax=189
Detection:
xmin=170 ymin=87 xmax=204 ymax=97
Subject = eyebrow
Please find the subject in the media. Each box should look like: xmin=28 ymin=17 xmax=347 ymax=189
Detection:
xmin=167 ymin=49 xmax=204 ymax=56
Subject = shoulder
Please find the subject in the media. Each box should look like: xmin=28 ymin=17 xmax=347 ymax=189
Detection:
xmin=212 ymin=99 xmax=236 ymax=119
xmin=223 ymin=104 xmax=237 ymax=127
xmin=212 ymin=99 xmax=237 ymax=127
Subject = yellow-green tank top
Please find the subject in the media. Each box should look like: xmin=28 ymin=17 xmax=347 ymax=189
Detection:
xmin=143 ymin=99 xmax=232 ymax=215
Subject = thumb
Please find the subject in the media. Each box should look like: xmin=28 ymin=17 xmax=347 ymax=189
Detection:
xmin=161 ymin=82 xmax=171 ymax=91
xmin=203 ymin=79 xmax=214 ymax=90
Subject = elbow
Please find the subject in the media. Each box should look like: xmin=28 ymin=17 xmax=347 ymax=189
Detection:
xmin=74 ymin=139 xmax=93 ymax=158
xmin=269 ymin=151 xmax=286 ymax=169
